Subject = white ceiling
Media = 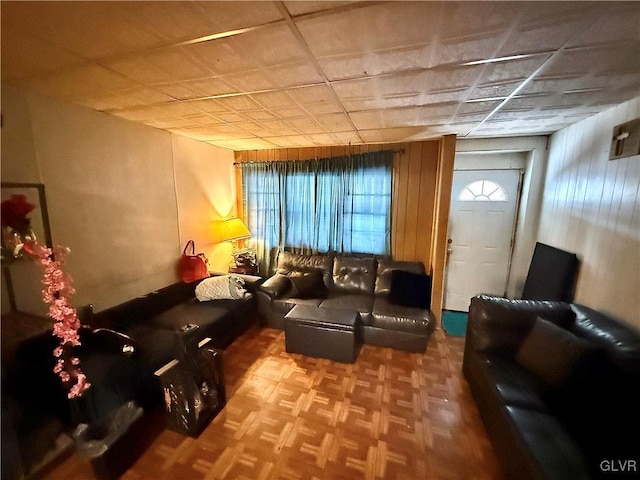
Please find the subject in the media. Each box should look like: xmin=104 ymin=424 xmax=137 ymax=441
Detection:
xmin=2 ymin=1 xmax=639 ymax=150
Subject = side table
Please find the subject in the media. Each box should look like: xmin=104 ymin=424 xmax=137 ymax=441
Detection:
xmin=154 ymin=337 xmax=226 ymax=437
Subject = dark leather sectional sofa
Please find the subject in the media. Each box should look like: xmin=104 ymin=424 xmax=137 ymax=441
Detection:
xmin=256 ymin=251 xmax=435 ymax=352
xmin=2 ymin=277 xmax=259 ymax=479
xmin=463 ymin=295 xmax=640 ymax=480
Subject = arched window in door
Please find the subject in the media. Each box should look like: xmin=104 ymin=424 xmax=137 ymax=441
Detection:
xmin=459 ymin=180 xmax=508 ymax=202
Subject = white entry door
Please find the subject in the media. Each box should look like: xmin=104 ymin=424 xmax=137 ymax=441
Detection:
xmin=444 ymin=169 xmax=522 ymax=312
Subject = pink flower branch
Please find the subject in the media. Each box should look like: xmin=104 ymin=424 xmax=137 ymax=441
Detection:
xmin=27 ymin=242 xmax=91 ymax=398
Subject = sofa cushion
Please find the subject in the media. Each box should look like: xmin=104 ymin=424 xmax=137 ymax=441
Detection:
xmin=472 ymin=353 xmax=552 ymax=411
xmin=260 ymin=274 xmax=291 ymax=298
xmin=288 ymin=269 xmax=327 ymax=299
xmin=149 ymin=299 xmax=232 ymax=332
xmin=467 ymin=295 xmax=576 ymax=357
xmin=374 ymin=259 xmax=425 ymax=296
xmin=276 ymin=251 xmax=333 ymax=288
xmin=388 ymin=270 xmax=432 ymax=309
xmin=546 ymin=349 xmax=640 ymax=463
xmin=504 ymin=406 xmax=592 ymax=480
xmin=332 ymin=256 xmax=376 ymax=294
xmin=515 ymin=317 xmax=596 ymax=387
xmin=370 ymin=297 xmax=431 ymax=334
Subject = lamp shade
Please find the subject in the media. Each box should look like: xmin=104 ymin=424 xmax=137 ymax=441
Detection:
xmin=217 ymin=218 xmax=251 ymax=243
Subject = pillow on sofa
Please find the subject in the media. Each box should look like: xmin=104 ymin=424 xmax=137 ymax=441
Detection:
xmin=388 ymin=270 xmax=432 ymax=309
xmin=516 ymin=317 xmax=596 ymax=387
xmin=195 ymin=275 xmax=246 ymax=301
xmin=288 ymin=269 xmax=327 ymax=299
xmin=260 ymin=274 xmax=292 ymax=298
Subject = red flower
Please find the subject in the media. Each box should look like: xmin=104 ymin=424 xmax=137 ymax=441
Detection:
xmin=1 ymin=194 xmax=35 ymax=232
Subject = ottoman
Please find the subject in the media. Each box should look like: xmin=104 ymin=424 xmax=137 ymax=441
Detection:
xmin=284 ymin=305 xmax=360 ymax=363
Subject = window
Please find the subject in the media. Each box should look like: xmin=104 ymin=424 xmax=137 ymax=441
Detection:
xmin=241 ymin=151 xmax=394 ymax=273
xmin=459 ymin=180 xmax=507 ymax=202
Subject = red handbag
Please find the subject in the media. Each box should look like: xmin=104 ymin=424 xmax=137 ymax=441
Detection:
xmin=179 ymin=240 xmax=209 ymax=283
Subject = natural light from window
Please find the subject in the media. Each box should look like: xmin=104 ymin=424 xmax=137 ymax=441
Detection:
xmin=459 ymin=180 xmax=508 ymax=202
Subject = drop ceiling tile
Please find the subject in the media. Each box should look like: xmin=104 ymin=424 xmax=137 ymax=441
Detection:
xmin=435 ymin=32 xmax=508 ymax=67
xmin=498 ymin=16 xmax=589 ymax=57
xmin=186 ymin=99 xmax=231 ymax=115
xmin=122 ymin=2 xmax=220 ymax=43
xmin=220 ymin=70 xmax=278 ymax=92
xmin=80 ymin=87 xmax=174 ymax=111
xmin=350 ymin=111 xmax=385 ymax=130
xmin=104 ymin=46 xmax=218 ymax=85
xmin=296 ymin=2 xmax=439 ymax=57
xmin=380 ymin=107 xmax=422 ymax=128
xmin=1 ymin=1 xmax=167 ymax=59
xmin=359 ymin=126 xmax=437 ymax=143
xmin=422 ymin=88 xmax=469 ymax=105
xmin=567 ymin=4 xmax=640 ymax=49
xmin=192 ymin=2 xmax=284 ymax=33
xmin=284 ymin=2 xmax=355 ymax=17
xmin=260 ymin=62 xmax=323 ymax=88
xmin=306 ymin=133 xmax=341 ymax=146
xmin=243 ymin=110 xmax=278 ymax=121
xmin=250 ymin=91 xmax=298 ymax=109
xmin=286 ymin=116 xmax=325 ymax=134
xmin=429 ymin=66 xmax=484 ymax=92
xmin=481 ymin=56 xmax=548 ymax=84
xmin=213 ymin=138 xmax=280 ymax=150
xmin=0 ymin=29 xmax=85 ymax=81
xmin=269 ymin=105 xmax=309 ymax=119
xmin=25 ymin=65 xmax=135 ymax=100
xmin=188 ymin=77 xmax=241 ymax=97
xmin=215 ymin=96 xmax=264 ymax=112
xmin=210 ymin=112 xmax=246 ymax=123
xmin=317 ymin=44 xmax=431 ymax=81
xmin=145 ymin=101 xmax=203 ymax=120
xmin=259 ymin=119 xmax=298 ymax=134
xmin=231 ymin=24 xmax=310 ymax=67
xmin=439 ymin=2 xmax=517 ymax=41
xmin=457 ymin=100 xmax=501 ymax=116
xmin=315 ymin=113 xmax=353 ymax=131
xmin=543 ymin=46 xmax=640 ymax=79
xmin=185 ymin=38 xmax=260 ymax=75
xmin=470 ymin=81 xmax=521 ymax=101
xmin=416 ymin=103 xmax=459 ymax=121
xmin=330 ymin=131 xmax=361 ymax=145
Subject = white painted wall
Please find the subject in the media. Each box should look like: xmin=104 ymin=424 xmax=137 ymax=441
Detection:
xmin=456 ymin=136 xmax=549 ymax=298
xmin=539 ymin=97 xmax=640 ymax=330
xmin=1 ymin=85 xmax=236 ymax=314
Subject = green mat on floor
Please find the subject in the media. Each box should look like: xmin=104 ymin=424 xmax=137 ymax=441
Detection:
xmin=442 ymin=310 xmax=468 ymax=337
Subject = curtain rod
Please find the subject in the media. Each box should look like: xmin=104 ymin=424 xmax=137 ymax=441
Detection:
xmin=233 ymin=148 xmax=404 ymax=166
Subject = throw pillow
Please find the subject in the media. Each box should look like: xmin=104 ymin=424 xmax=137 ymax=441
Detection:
xmin=195 ymin=275 xmax=246 ymax=301
xmin=288 ymin=269 xmax=327 ymax=299
xmin=515 ymin=317 xmax=596 ymax=387
xmin=388 ymin=270 xmax=432 ymax=309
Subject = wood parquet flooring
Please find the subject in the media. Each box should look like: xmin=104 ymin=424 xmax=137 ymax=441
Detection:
xmin=44 ymin=326 xmax=504 ymax=480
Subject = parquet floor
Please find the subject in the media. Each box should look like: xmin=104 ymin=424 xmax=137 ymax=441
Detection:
xmin=45 ymin=326 xmax=504 ymax=480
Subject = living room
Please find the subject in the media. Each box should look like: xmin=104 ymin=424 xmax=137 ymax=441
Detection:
xmin=1 ymin=2 xmax=639 ymax=479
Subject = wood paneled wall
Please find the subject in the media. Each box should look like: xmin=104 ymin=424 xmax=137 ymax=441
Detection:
xmin=234 ymin=137 xmax=456 ymax=320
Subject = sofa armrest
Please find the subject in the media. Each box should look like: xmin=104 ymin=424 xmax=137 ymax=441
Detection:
xmin=259 ymin=274 xmax=292 ymax=299
xmin=79 ymin=327 xmax=138 ymax=357
xmin=467 ymin=295 xmax=575 ymax=357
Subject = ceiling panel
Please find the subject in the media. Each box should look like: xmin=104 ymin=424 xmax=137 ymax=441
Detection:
xmin=1 ymin=1 xmax=638 ymax=150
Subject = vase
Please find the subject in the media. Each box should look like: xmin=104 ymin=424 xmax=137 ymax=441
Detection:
xmin=1 ymin=226 xmax=36 ymax=259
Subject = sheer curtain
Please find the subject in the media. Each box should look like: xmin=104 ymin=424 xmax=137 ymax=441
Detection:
xmin=241 ymin=150 xmax=394 ymax=274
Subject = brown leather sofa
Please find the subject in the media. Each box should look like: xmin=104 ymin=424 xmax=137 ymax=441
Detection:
xmin=256 ymin=251 xmax=434 ymax=352
xmin=463 ymin=295 xmax=640 ymax=480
